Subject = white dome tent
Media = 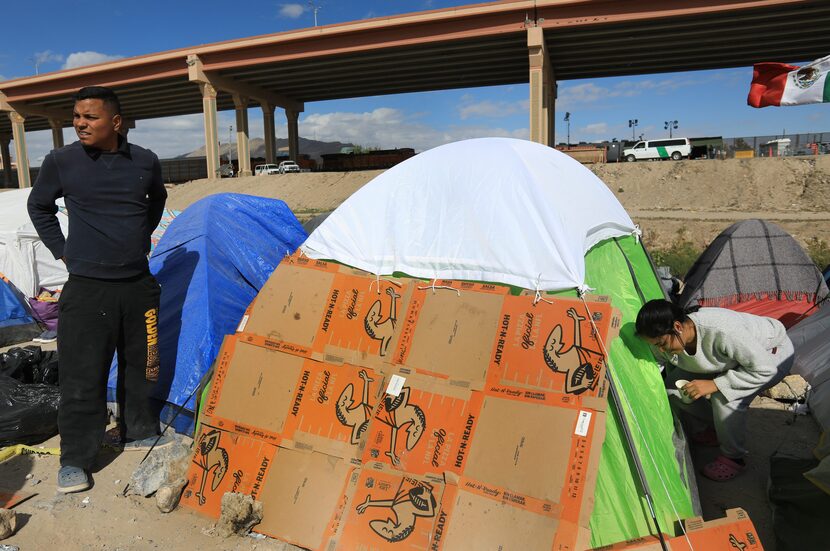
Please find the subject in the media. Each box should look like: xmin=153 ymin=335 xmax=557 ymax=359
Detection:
xmin=301 ymin=137 xmax=637 ymax=293
xmin=301 ymin=138 xmax=698 ymax=546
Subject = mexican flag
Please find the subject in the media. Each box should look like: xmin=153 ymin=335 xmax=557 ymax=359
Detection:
xmin=747 ymin=54 xmax=830 ymax=108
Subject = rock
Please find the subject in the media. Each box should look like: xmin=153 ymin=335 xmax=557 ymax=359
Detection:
xmin=0 ymin=545 xmax=19 ymax=551
xmin=156 ymin=477 xmax=188 ymax=513
xmin=0 ymin=509 xmax=16 ymax=540
xmin=763 ymin=374 xmax=809 ymax=401
xmin=128 ymin=436 xmax=191 ymax=497
xmin=216 ymin=493 xmax=263 ymax=538
xmin=24 ymin=474 xmax=32 ymax=481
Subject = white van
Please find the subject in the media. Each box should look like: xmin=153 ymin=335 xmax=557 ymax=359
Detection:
xmin=623 ymin=138 xmax=691 ymax=162
xmin=255 ymin=164 xmax=279 ymax=175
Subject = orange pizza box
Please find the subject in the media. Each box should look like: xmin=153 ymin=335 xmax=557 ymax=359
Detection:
xmin=432 ymin=474 xmax=573 ymax=551
xmin=462 ymin=390 xmax=606 ymax=531
xmin=390 ymin=280 xmax=510 ymax=389
xmin=333 ymin=467 xmax=447 ymax=550
xmin=239 ymin=252 xmax=340 ymax=345
xmin=181 ymin=422 xmax=355 ymax=551
xmin=239 ymin=253 xmax=415 ymax=370
xmin=181 ymin=423 xmax=278 ymax=519
xmin=254 ymin=446 xmax=356 ymax=551
xmin=359 ymin=371 xmax=484 ymax=476
xmin=486 ymin=294 xmax=619 ymax=407
xmin=203 ymin=335 xmax=383 ymax=461
xmin=589 ymin=508 xmax=763 ymax=550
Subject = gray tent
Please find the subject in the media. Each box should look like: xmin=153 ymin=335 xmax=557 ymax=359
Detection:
xmin=675 ymin=219 xmax=828 ymax=328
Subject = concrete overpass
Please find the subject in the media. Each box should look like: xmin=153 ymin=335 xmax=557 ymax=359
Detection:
xmin=1 ymin=0 xmax=828 ymax=187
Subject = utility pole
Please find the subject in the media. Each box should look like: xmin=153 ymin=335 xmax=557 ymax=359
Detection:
xmin=628 ymin=119 xmax=638 ymax=141
xmin=564 ymin=112 xmax=570 ymax=148
xmin=664 ymin=120 xmax=678 ymax=138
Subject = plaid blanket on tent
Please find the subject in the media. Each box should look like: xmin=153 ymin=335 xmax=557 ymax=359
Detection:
xmin=676 ymin=219 xmax=828 ymax=311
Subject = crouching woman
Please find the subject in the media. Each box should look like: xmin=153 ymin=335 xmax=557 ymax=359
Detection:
xmin=635 ymin=299 xmax=794 ymax=481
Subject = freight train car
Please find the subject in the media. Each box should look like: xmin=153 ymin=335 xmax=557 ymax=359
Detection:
xmin=320 ymin=148 xmax=415 ymax=171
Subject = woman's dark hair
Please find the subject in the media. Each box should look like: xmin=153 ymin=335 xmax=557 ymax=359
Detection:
xmin=74 ymin=86 xmax=121 ymax=116
xmin=635 ymin=299 xmax=699 ymax=338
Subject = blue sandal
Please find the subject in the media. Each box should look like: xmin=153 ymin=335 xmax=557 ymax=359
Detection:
xmin=57 ymin=466 xmax=90 ymax=494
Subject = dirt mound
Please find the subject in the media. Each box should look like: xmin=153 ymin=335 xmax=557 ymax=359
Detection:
xmin=167 ymin=157 xmax=830 ymax=250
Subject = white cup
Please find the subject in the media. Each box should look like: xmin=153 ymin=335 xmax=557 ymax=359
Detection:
xmin=675 ymin=379 xmax=693 ymax=404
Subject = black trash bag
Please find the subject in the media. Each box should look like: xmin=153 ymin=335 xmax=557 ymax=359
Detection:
xmin=0 ymin=372 xmax=60 ymax=446
xmin=0 ymin=346 xmax=59 ymax=386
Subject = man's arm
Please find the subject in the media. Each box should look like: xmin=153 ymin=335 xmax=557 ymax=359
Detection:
xmin=147 ymin=155 xmax=167 ymax=232
xmin=27 ymin=154 xmax=66 ymax=260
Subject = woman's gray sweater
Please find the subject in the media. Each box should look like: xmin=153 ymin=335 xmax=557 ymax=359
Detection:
xmin=665 ymin=307 xmax=790 ymax=402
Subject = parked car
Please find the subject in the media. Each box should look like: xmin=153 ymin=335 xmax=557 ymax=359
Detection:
xmin=255 ymin=163 xmax=280 ymax=175
xmin=623 ymin=138 xmax=691 ymax=162
xmin=278 ymin=161 xmax=301 ymax=174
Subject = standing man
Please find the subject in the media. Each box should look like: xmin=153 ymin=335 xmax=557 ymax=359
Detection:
xmin=28 ymin=86 xmax=170 ymax=493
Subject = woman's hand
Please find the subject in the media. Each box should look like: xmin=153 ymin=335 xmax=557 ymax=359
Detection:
xmin=682 ymin=379 xmax=718 ymax=400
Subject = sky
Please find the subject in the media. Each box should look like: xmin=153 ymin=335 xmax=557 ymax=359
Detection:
xmin=1 ymin=0 xmax=827 ymax=166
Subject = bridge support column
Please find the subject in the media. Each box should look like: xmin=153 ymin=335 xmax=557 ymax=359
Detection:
xmin=199 ymin=83 xmax=220 ymax=179
xmin=286 ymin=109 xmax=300 ymax=162
xmin=49 ymin=119 xmax=65 ymax=150
xmin=528 ymin=27 xmax=555 ymax=146
xmin=262 ymin=103 xmax=276 ymax=165
xmin=9 ymin=112 xmax=30 ymax=188
xmin=233 ymin=94 xmax=252 ymax=177
xmin=0 ymin=134 xmax=12 ymax=188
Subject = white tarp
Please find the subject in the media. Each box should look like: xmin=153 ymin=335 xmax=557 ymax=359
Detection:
xmin=302 ymin=137 xmax=635 ymax=292
xmin=0 ymin=188 xmax=68 ymax=297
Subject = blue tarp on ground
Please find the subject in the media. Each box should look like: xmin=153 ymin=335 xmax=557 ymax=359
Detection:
xmin=107 ymin=193 xmax=307 ymax=433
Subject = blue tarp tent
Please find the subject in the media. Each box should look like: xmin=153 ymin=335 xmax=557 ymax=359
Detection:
xmin=0 ymin=278 xmax=41 ymax=346
xmin=108 ymin=193 xmax=307 ymax=433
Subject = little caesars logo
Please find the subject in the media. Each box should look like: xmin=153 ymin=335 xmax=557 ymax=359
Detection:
xmin=145 ymin=308 xmax=160 ymax=382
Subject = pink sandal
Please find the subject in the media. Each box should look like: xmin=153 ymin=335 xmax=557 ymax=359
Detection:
xmin=702 ymin=455 xmax=746 ymax=481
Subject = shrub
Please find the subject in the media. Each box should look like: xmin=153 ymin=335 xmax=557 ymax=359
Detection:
xmin=648 ymin=228 xmax=702 ymax=277
xmin=806 ymin=237 xmax=830 ymax=271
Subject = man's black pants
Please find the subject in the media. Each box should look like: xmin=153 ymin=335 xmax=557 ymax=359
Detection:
xmin=57 ymin=272 xmax=162 ymax=469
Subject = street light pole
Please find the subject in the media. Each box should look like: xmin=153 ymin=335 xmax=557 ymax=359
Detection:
xmin=664 ymin=120 xmax=678 ymax=138
xmin=628 ymin=119 xmax=638 ymax=141
xmin=308 ymin=1 xmax=321 ymax=26
xmin=228 ymin=125 xmax=233 ymax=166
xmin=564 ymin=112 xmax=570 ymax=148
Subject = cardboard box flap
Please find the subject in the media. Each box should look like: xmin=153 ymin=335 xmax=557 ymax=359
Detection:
xmin=589 ymin=508 xmax=764 ymax=550
xmin=334 ymin=468 xmax=446 ymax=550
xmin=256 ymin=447 xmax=355 ymax=551
xmin=360 ymin=371 xmax=483 ymax=476
xmin=435 ymin=476 xmax=564 ymax=551
xmin=464 ymin=393 xmax=606 ymax=531
xmin=181 ymin=423 xmax=278 ymax=519
xmin=487 ymin=294 xmax=617 ymax=402
xmin=242 ymin=253 xmax=415 ymax=370
xmin=205 ymin=336 xmax=382 ymax=460
xmin=392 ymin=280 xmax=509 ymax=388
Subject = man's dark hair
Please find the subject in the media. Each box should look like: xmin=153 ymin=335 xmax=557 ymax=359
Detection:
xmin=74 ymin=86 xmax=121 ymax=116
